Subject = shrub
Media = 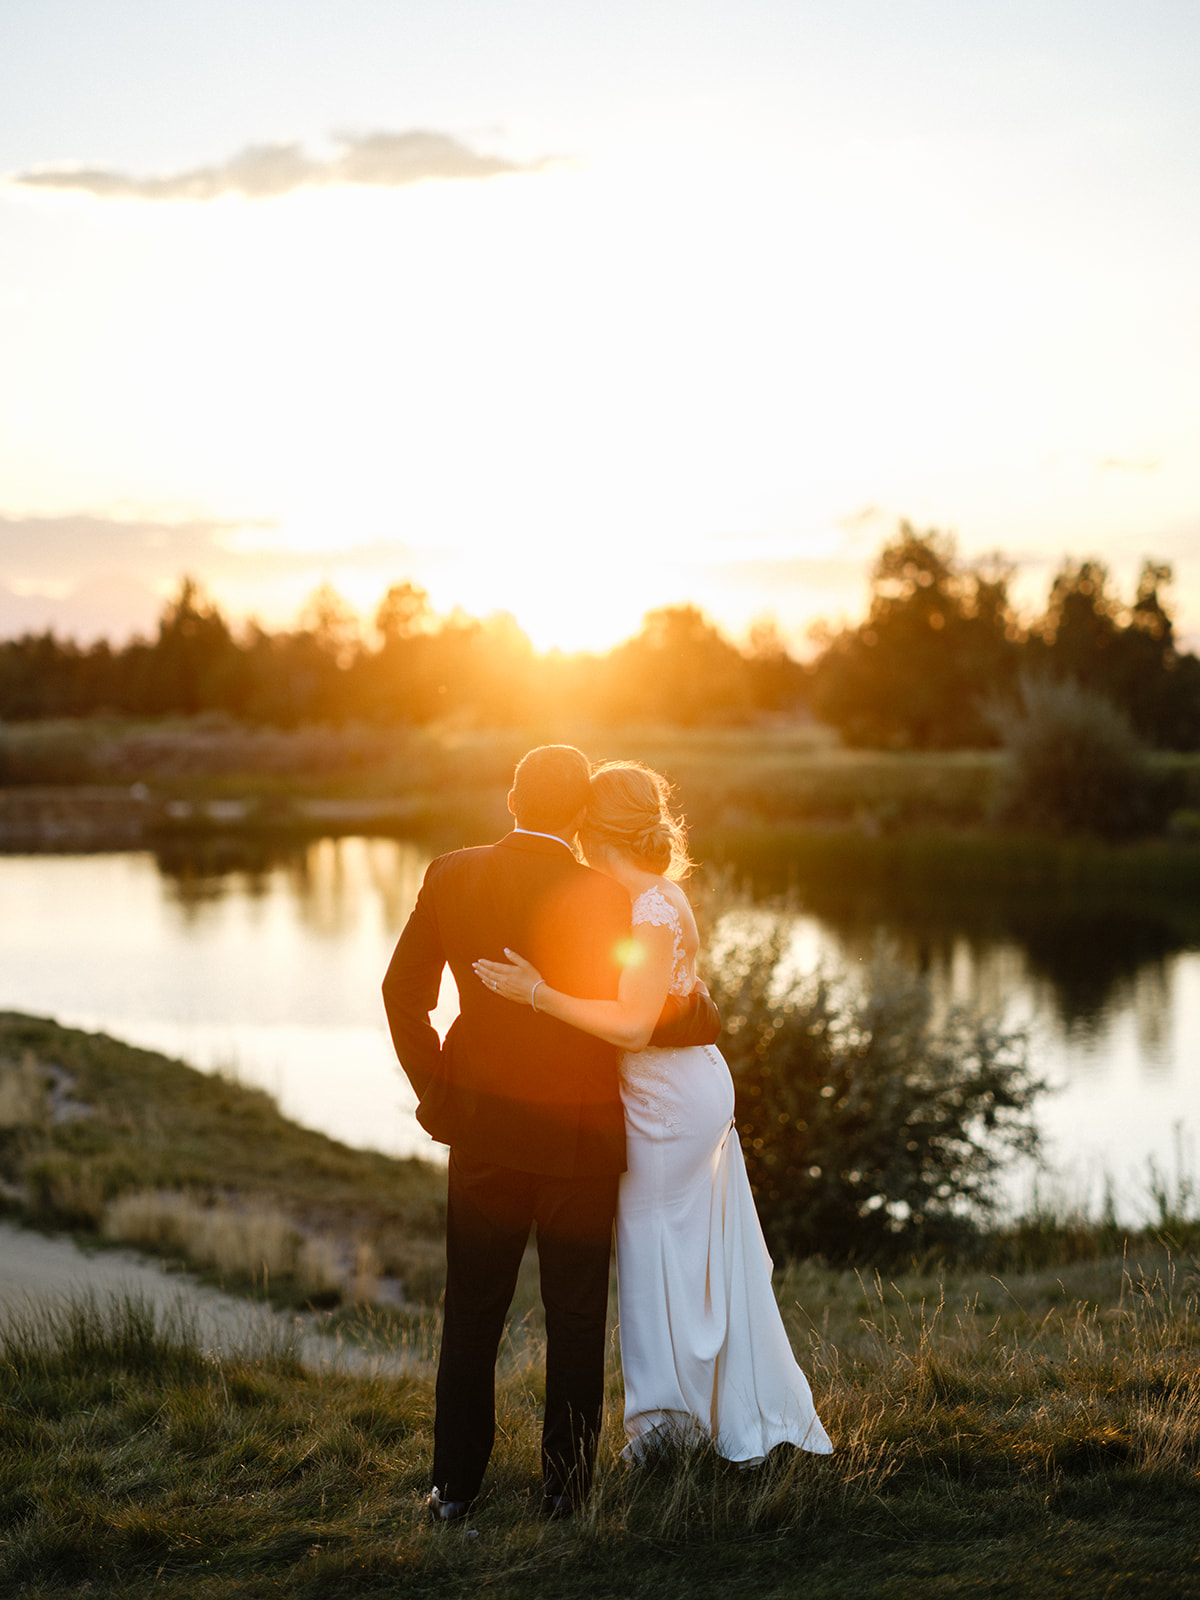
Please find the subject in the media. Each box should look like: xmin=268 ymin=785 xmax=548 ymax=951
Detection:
xmin=990 ymin=673 xmax=1164 ymax=839
xmin=707 ymin=914 xmax=1042 ymax=1262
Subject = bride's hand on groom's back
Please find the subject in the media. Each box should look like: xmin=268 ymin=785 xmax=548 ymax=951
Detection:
xmin=472 ymin=950 xmax=542 ymax=1006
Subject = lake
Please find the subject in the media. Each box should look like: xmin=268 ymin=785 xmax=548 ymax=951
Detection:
xmin=1 ymin=836 xmax=1196 ymax=1224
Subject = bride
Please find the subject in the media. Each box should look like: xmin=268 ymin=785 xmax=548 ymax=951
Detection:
xmin=475 ymin=761 xmax=832 ymax=1466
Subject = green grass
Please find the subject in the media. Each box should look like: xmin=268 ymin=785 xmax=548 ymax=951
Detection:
xmin=0 ymin=1013 xmax=447 ymax=1307
xmin=2 ymin=1249 xmax=1198 ymax=1598
xmin=2 ymin=1016 xmax=1200 ymax=1595
xmin=700 ymin=821 xmax=1200 ymax=906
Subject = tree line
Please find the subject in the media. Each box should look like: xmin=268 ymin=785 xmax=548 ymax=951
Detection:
xmin=0 ymin=578 xmax=802 ymax=729
xmin=807 ymin=525 xmax=1200 ymax=750
xmin=2 ymin=526 xmax=1198 ymax=748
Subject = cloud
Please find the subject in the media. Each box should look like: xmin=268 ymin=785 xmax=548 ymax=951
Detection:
xmin=0 ymin=512 xmax=441 ymax=582
xmin=0 ymin=513 xmax=270 ymax=578
xmin=11 ymin=130 xmax=542 ymax=202
xmin=1099 ymin=456 xmax=1161 ymax=475
xmin=0 ymin=572 xmax=163 ymax=644
xmin=0 ymin=511 xmax=439 ymax=639
xmin=835 ymin=504 xmax=889 ymax=531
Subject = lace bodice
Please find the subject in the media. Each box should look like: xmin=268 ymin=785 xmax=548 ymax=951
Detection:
xmin=631 ymin=885 xmax=694 ymax=1000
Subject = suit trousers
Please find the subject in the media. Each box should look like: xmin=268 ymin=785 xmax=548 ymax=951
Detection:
xmin=433 ymin=1151 xmax=620 ymax=1504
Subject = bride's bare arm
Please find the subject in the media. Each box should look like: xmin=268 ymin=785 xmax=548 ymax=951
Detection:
xmin=473 ymin=922 xmax=675 ymax=1051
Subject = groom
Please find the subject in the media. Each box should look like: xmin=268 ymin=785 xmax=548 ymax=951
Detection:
xmin=382 ymin=744 xmax=719 ymax=1521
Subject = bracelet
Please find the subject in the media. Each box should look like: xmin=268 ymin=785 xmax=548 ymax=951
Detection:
xmin=530 ymin=980 xmax=544 ymax=1013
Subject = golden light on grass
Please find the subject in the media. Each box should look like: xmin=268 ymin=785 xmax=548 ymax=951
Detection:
xmin=101 ymin=1189 xmax=347 ymax=1305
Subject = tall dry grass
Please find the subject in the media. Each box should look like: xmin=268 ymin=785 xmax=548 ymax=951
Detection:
xmin=101 ymin=1189 xmax=355 ymax=1305
xmin=0 ymin=1051 xmax=49 ymax=1129
xmin=4 ymin=1248 xmax=1197 ymax=1598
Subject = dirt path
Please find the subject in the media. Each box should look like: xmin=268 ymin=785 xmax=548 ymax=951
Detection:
xmin=0 ymin=1219 xmax=422 ymax=1375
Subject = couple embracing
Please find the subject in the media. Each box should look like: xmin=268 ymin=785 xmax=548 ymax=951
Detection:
xmin=382 ymin=745 xmax=830 ymax=1523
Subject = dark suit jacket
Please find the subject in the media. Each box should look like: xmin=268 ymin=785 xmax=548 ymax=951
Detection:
xmin=382 ymin=831 xmax=720 ymax=1179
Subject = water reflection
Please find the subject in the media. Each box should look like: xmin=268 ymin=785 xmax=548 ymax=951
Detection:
xmin=0 ymin=836 xmax=1196 ymax=1220
xmin=787 ymin=878 xmax=1198 ymax=1042
xmin=152 ymin=834 xmax=430 ymax=941
xmin=1012 ymin=906 xmax=1184 ymax=1035
xmin=153 ymin=834 xmax=284 ymax=912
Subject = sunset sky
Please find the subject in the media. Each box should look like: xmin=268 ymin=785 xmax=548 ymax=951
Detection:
xmin=2 ymin=0 xmax=1199 ymax=654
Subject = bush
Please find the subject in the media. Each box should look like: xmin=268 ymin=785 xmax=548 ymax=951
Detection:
xmin=990 ymin=674 xmax=1164 ymax=839
xmin=707 ymin=913 xmax=1042 ymax=1262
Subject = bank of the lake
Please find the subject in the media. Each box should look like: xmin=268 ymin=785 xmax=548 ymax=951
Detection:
xmin=0 ymin=1012 xmax=448 ymax=1310
xmin=4 ymin=714 xmax=1200 ymax=856
xmin=3 ymin=1013 xmax=1197 ymax=1292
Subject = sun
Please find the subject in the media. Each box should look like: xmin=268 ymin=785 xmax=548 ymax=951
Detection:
xmin=425 ymin=547 xmax=659 ymax=655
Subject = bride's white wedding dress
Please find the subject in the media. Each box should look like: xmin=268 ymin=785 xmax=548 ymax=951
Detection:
xmin=616 ymin=886 xmax=833 ymax=1464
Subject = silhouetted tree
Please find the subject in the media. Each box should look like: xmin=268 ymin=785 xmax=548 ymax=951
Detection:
xmin=743 ymin=616 xmax=808 ymax=713
xmin=368 ymin=581 xmax=441 ymax=722
xmin=3 ymin=540 xmax=1195 ymax=745
xmin=808 ymin=525 xmax=1020 ymax=747
xmin=457 ymin=613 xmax=538 ymax=727
xmin=601 ymin=604 xmax=752 ymax=725
xmin=1026 ymin=558 xmax=1200 ymax=748
xmin=375 ymin=580 xmax=434 ymax=647
xmin=262 ymin=582 xmax=365 ymax=723
xmin=990 ymin=673 xmax=1166 ymax=839
xmin=139 ymin=578 xmax=245 ymax=715
xmin=0 ymin=631 xmax=79 ymax=717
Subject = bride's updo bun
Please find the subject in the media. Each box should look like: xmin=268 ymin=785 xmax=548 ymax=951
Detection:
xmin=583 ymin=762 xmax=694 ymax=880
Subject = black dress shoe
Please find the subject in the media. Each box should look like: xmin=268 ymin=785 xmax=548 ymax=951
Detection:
xmin=540 ymin=1491 xmax=575 ymax=1521
xmin=427 ymin=1487 xmax=475 ymax=1524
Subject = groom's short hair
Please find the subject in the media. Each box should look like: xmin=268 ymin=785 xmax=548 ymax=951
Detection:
xmin=511 ymin=745 xmax=590 ymax=834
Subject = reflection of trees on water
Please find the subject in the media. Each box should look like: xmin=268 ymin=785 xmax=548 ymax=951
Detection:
xmin=153 ymin=835 xmax=286 ymax=919
xmin=150 ymin=833 xmax=1194 ymax=1053
xmin=794 ymin=882 xmax=1195 ymax=1044
xmin=287 ymin=839 xmax=352 ymax=938
xmin=366 ymin=840 xmax=428 ymax=935
xmin=285 ymin=838 xmax=428 ymax=939
xmin=1012 ymin=907 xmax=1179 ymax=1039
xmin=152 ymin=834 xmax=430 ymax=938
xmin=1132 ymin=963 xmax=1172 ymax=1068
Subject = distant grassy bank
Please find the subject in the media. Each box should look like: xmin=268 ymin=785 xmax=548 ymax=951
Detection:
xmin=0 ymin=714 xmax=998 ymax=836
xmin=4 ymin=716 xmax=1200 ymax=895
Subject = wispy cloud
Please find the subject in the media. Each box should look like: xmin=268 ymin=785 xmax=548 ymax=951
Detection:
xmin=0 ymin=512 xmax=436 ymax=640
xmin=0 ymin=513 xmax=440 ymax=580
xmin=0 ymin=513 xmax=271 ymax=576
xmin=11 ymin=130 xmax=543 ymax=202
xmin=1099 ymin=455 xmax=1161 ymax=474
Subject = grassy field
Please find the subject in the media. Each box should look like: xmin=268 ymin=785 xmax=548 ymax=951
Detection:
xmin=0 ymin=713 xmax=998 ymax=834
xmin=2 ymin=1244 xmax=1198 ymax=1596
xmin=5 ymin=711 xmax=1200 ymax=821
xmin=2 ymin=1015 xmax=1200 ymax=1596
